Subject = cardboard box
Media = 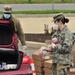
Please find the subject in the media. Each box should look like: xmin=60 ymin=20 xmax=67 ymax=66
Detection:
xmin=44 ymin=60 xmax=52 ymax=68
xmin=44 ymin=60 xmax=52 ymax=75
xmin=44 ymin=72 xmax=52 ymax=75
xmin=44 ymin=68 xmax=52 ymax=74
xmin=36 ymin=72 xmax=44 ymax=75
xmin=34 ymin=60 xmax=44 ymax=67
xmin=68 ymin=72 xmax=75 ymax=75
xmin=68 ymin=67 xmax=75 ymax=75
xmin=32 ymin=50 xmax=46 ymax=61
xmin=44 ymin=52 xmax=53 ymax=59
xmin=35 ymin=66 xmax=44 ymax=72
xmin=32 ymin=50 xmax=53 ymax=61
xmin=73 ymin=43 xmax=75 ymax=51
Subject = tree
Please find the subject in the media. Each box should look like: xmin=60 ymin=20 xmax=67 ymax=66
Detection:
xmin=28 ymin=0 xmax=31 ymax=3
xmin=62 ymin=0 xmax=64 ymax=3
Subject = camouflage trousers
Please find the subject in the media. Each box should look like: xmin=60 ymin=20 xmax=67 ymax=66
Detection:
xmin=52 ymin=63 xmax=70 ymax=75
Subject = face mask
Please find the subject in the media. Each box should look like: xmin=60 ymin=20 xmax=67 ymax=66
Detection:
xmin=3 ymin=13 xmax=11 ymax=19
xmin=53 ymin=24 xmax=58 ymax=30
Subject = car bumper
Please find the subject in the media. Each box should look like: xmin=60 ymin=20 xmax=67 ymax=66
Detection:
xmin=0 ymin=64 xmax=32 ymax=75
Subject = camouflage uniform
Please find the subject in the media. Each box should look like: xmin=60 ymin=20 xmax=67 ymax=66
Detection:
xmin=52 ymin=25 xmax=75 ymax=75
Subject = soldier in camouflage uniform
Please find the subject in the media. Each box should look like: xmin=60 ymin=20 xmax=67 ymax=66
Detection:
xmin=51 ymin=13 xmax=75 ymax=75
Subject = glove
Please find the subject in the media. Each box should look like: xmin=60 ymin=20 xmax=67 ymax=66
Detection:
xmin=21 ymin=45 xmax=27 ymax=51
xmin=40 ymin=46 xmax=47 ymax=51
xmin=52 ymin=38 xmax=59 ymax=44
xmin=39 ymin=46 xmax=47 ymax=57
xmin=51 ymin=43 xmax=56 ymax=48
xmin=39 ymin=50 xmax=44 ymax=57
xmin=46 ymin=44 xmax=53 ymax=52
xmin=20 ymin=46 xmax=28 ymax=56
xmin=39 ymin=50 xmax=47 ymax=58
xmin=52 ymin=38 xmax=60 ymax=46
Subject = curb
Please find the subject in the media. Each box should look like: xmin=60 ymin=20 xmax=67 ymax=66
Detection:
xmin=26 ymin=41 xmax=45 ymax=48
xmin=0 ymin=14 xmax=74 ymax=18
xmin=13 ymin=14 xmax=75 ymax=18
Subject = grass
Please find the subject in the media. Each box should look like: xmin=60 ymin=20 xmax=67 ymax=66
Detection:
xmin=0 ymin=10 xmax=75 ymax=14
xmin=0 ymin=0 xmax=75 ymax=4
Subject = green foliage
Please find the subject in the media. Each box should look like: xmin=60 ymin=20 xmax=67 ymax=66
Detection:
xmin=13 ymin=10 xmax=75 ymax=14
xmin=0 ymin=0 xmax=75 ymax=4
xmin=0 ymin=10 xmax=75 ymax=14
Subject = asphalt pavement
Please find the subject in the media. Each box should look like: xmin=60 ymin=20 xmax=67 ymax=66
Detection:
xmin=25 ymin=47 xmax=39 ymax=57
xmin=0 ymin=4 xmax=75 ymax=11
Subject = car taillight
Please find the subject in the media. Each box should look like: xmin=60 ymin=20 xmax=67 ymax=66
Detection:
xmin=22 ymin=55 xmax=31 ymax=64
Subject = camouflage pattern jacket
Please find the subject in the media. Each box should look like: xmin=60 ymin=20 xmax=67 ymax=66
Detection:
xmin=52 ymin=25 xmax=75 ymax=65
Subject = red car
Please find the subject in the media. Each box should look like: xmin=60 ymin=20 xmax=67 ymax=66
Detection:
xmin=0 ymin=19 xmax=32 ymax=75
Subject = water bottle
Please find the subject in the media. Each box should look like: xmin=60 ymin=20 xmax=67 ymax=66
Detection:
xmin=2 ymin=62 xmax=7 ymax=70
xmin=0 ymin=65 xmax=2 ymax=70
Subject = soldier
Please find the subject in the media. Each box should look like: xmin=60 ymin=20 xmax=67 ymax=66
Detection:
xmin=50 ymin=13 xmax=75 ymax=75
xmin=1 ymin=5 xmax=27 ymax=51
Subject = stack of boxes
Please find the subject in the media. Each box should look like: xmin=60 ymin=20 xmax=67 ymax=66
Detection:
xmin=44 ymin=60 xmax=52 ymax=75
xmin=32 ymin=49 xmax=53 ymax=75
xmin=68 ymin=44 xmax=75 ymax=75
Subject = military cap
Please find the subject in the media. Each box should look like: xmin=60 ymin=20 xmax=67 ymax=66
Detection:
xmin=3 ymin=5 xmax=12 ymax=13
xmin=52 ymin=13 xmax=64 ymax=22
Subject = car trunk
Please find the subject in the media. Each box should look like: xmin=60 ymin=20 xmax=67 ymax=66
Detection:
xmin=0 ymin=50 xmax=23 ymax=71
xmin=0 ymin=50 xmax=32 ymax=75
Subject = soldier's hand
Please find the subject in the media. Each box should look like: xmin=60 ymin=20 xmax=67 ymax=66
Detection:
xmin=21 ymin=45 xmax=27 ymax=51
xmin=51 ymin=43 xmax=56 ymax=48
xmin=52 ymin=37 xmax=59 ymax=44
xmin=46 ymin=44 xmax=54 ymax=52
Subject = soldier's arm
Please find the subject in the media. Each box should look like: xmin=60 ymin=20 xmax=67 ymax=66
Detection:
xmin=55 ymin=32 xmax=73 ymax=54
xmin=16 ymin=19 xmax=26 ymax=46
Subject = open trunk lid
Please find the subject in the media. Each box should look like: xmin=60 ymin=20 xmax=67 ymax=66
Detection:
xmin=0 ymin=50 xmax=23 ymax=71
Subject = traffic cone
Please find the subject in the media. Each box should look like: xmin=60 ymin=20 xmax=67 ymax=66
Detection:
xmin=30 ymin=58 xmax=36 ymax=75
xmin=22 ymin=55 xmax=30 ymax=64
